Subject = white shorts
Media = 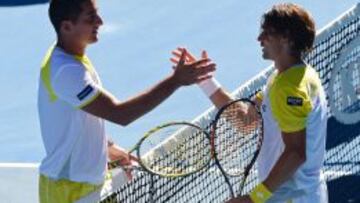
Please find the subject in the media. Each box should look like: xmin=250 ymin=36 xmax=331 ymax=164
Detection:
xmin=266 ymin=181 xmax=328 ymax=203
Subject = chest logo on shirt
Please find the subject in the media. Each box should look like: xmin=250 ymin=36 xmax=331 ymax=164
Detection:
xmin=287 ymin=96 xmax=303 ymax=106
xmin=77 ymin=85 xmax=94 ymax=101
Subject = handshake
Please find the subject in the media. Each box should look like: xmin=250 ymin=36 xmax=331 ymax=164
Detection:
xmin=169 ymin=47 xmax=221 ymax=97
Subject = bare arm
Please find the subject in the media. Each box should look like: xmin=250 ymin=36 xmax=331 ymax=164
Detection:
xmin=263 ymin=129 xmax=307 ymax=191
xmin=108 ymin=142 xmax=137 ymax=161
xmin=208 ymin=88 xmax=233 ymax=108
xmin=82 ymin=52 xmax=215 ymax=126
xmin=82 ymin=74 xmax=180 ymax=126
xmin=225 ymin=130 xmax=306 ymax=203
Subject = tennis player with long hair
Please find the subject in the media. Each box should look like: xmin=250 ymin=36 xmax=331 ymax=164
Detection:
xmin=172 ymin=3 xmax=328 ymax=203
xmin=37 ymin=0 xmax=215 ymax=202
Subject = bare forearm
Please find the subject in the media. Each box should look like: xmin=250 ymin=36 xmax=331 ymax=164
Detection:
xmin=263 ymin=148 xmax=306 ymax=192
xmin=108 ymin=144 xmax=128 ymax=161
xmin=83 ymin=74 xmax=180 ymax=126
xmin=112 ymin=74 xmax=180 ymax=125
xmin=209 ymin=88 xmax=233 ymax=108
xmin=83 ymin=51 xmax=215 ymax=126
xmin=245 ymin=153 xmax=303 ymax=203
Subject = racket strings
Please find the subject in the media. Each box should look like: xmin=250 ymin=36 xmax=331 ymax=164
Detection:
xmin=140 ymin=125 xmax=211 ymax=176
xmin=214 ymin=101 xmax=262 ymax=177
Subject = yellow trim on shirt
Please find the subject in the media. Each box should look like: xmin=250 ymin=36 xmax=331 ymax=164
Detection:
xmin=78 ymin=91 xmax=101 ymax=109
xmin=74 ymin=55 xmax=96 ymax=75
xmin=40 ymin=46 xmax=58 ymax=102
xmin=40 ymin=46 xmax=100 ymax=106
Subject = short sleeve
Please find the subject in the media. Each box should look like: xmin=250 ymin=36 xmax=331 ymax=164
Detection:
xmin=269 ymin=84 xmax=312 ymax=133
xmin=52 ymin=65 xmax=101 ymax=108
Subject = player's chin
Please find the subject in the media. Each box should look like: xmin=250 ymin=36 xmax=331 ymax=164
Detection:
xmin=88 ymin=36 xmax=99 ymax=44
xmin=262 ymin=53 xmax=269 ymax=59
xmin=261 ymin=51 xmax=272 ymax=60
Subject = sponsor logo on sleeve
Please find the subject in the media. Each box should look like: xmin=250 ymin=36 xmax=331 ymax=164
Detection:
xmin=287 ymin=96 xmax=303 ymax=106
xmin=77 ymin=85 xmax=94 ymax=101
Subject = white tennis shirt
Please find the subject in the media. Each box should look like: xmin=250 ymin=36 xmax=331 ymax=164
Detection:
xmin=38 ymin=47 xmax=107 ymax=184
xmin=257 ymin=65 xmax=327 ymax=193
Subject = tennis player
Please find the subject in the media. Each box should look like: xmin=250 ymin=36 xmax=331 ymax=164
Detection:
xmin=172 ymin=3 xmax=328 ymax=203
xmin=37 ymin=0 xmax=215 ymax=202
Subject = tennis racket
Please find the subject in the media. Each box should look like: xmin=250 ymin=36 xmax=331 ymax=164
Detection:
xmin=211 ymin=98 xmax=263 ymax=198
xmin=108 ymin=121 xmax=212 ymax=178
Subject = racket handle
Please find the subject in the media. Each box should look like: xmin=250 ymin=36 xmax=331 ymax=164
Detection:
xmin=198 ymin=77 xmax=221 ymax=97
xmin=108 ymin=159 xmax=139 ymax=170
xmin=121 ymin=162 xmax=140 ymax=171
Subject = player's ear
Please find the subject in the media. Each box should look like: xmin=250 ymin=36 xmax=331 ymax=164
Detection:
xmin=60 ymin=20 xmax=74 ymax=34
xmin=279 ymin=35 xmax=293 ymax=50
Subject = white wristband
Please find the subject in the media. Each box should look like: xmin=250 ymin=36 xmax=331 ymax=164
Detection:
xmin=198 ymin=77 xmax=221 ymax=97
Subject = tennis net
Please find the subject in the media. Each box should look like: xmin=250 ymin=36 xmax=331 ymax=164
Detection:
xmin=81 ymin=3 xmax=360 ymax=203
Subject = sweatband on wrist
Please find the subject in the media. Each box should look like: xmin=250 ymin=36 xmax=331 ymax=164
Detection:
xmin=249 ymin=183 xmax=272 ymax=203
xmin=198 ymin=77 xmax=221 ymax=97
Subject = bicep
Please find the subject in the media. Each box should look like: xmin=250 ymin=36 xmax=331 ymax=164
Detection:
xmin=81 ymin=90 xmax=124 ymax=124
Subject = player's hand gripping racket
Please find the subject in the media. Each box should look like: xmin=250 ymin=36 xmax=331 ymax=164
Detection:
xmin=108 ymin=122 xmax=212 ymax=178
xmin=211 ymin=98 xmax=263 ymax=198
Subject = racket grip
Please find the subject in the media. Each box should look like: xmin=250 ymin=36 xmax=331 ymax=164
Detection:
xmin=198 ymin=77 xmax=221 ymax=97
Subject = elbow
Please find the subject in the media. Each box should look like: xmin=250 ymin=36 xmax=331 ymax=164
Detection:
xmin=285 ymin=147 xmax=306 ymax=166
xmin=298 ymin=151 xmax=307 ymax=164
xmin=108 ymin=103 xmax=134 ymax=126
xmin=111 ymin=115 xmax=132 ymax=126
xmin=117 ymin=119 xmax=131 ymax=127
xmin=107 ymin=111 xmax=132 ymax=127
xmin=294 ymin=149 xmax=307 ymax=165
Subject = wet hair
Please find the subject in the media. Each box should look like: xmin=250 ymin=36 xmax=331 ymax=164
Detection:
xmin=261 ymin=3 xmax=316 ymax=56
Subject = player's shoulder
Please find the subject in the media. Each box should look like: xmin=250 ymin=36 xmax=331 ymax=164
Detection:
xmin=52 ymin=48 xmax=83 ymax=65
xmin=51 ymin=48 xmax=86 ymax=75
xmin=278 ymin=65 xmax=319 ymax=87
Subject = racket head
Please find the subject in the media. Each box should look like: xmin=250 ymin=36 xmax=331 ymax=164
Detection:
xmin=211 ymin=98 xmax=263 ymax=177
xmin=135 ymin=121 xmax=212 ymax=177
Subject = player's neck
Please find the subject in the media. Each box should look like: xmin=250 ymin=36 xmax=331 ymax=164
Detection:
xmin=274 ymin=55 xmax=303 ymax=74
xmin=56 ymin=38 xmax=86 ymax=56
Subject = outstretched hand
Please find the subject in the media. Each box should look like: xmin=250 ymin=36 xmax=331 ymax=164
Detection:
xmin=170 ymin=47 xmax=209 ymax=66
xmin=170 ymin=48 xmax=216 ymax=86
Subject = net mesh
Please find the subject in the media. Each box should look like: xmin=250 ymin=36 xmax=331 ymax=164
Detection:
xmin=93 ymin=3 xmax=360 ymax=203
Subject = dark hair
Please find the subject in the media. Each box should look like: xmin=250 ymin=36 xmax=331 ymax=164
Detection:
xmin=49 ymin=0 xmax=89 ymax=34
xmin=261 ymin=3 xmax=315 ymax=56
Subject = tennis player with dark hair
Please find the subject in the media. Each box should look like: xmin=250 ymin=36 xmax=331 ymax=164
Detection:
xmin=172 ymin=3 xmax=328 ymax=203
xmin=37 ymin=0 xmax=215 ymax=202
